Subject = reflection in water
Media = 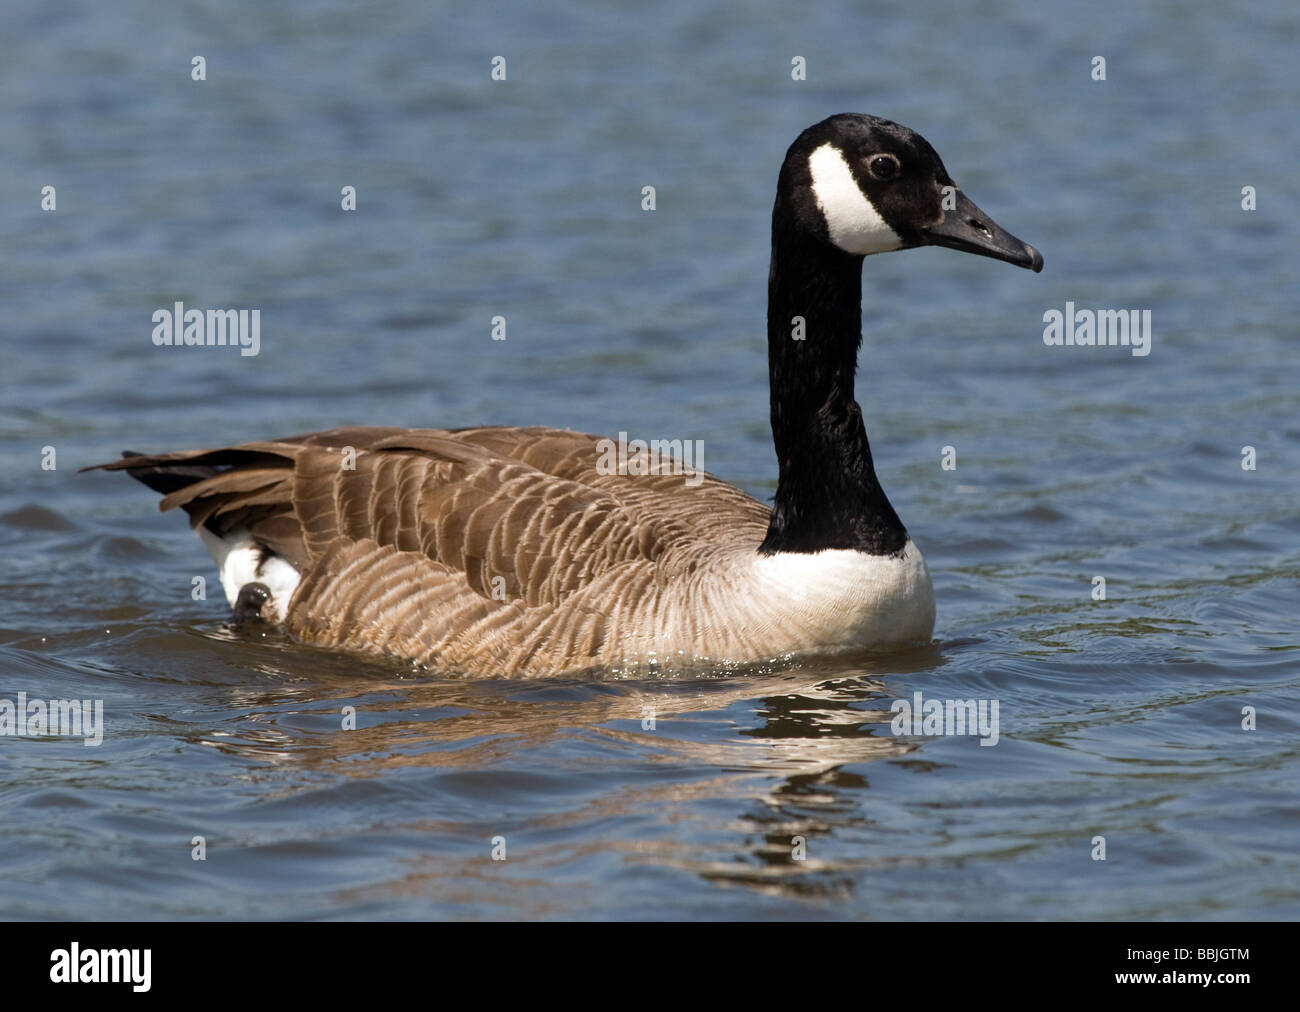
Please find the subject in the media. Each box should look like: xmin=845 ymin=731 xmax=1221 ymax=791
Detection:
xmin=188 ymin=629 xmax=950 ymax=902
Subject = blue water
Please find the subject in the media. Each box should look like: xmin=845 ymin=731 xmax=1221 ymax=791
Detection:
xmin=1 ymin=0 xmax=1297 ymax=919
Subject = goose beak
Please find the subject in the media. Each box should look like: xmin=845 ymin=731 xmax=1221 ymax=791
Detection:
xmin=922 ymin=188 xmax=1043 ymax=272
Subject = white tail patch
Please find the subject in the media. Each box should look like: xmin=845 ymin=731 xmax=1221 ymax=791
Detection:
xmin=808 ymin=143 xmax=902 ymax=255
xmin=197 ymin=527 xmax=299 ymax=622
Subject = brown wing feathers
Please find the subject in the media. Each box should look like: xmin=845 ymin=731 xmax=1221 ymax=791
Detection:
xmin=85 ymin=426 xmax=771 ymax=671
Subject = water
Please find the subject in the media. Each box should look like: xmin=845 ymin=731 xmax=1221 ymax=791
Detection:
xmin=1 ymin=0 xmax=1297 ymax=919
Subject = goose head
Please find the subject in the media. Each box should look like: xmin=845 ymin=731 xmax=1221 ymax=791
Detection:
xmin=777 ymin=112 xmax=1043 ymax=272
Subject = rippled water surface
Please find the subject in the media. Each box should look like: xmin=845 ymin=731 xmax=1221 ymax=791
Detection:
xmin=1 ymin=0 xmax=1297 ymax=919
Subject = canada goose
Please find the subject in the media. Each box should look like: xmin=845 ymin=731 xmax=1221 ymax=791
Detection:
xmin=87 ymin=113 xmax=1042 ymax=677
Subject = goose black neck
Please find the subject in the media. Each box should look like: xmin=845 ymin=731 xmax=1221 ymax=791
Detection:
xmin=758 ymin=228 xmax=909 ymax=556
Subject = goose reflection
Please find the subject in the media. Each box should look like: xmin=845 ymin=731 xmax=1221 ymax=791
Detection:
xmin=189 ymin=628 xmax=949 ymax=901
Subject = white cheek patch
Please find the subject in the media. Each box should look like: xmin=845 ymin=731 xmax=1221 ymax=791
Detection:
xmin=808 ymin=143 xmax=902 ymax=255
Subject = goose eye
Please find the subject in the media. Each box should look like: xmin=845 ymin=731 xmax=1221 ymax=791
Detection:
xmin=867 ymin=154 xmax=900 ymax=180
